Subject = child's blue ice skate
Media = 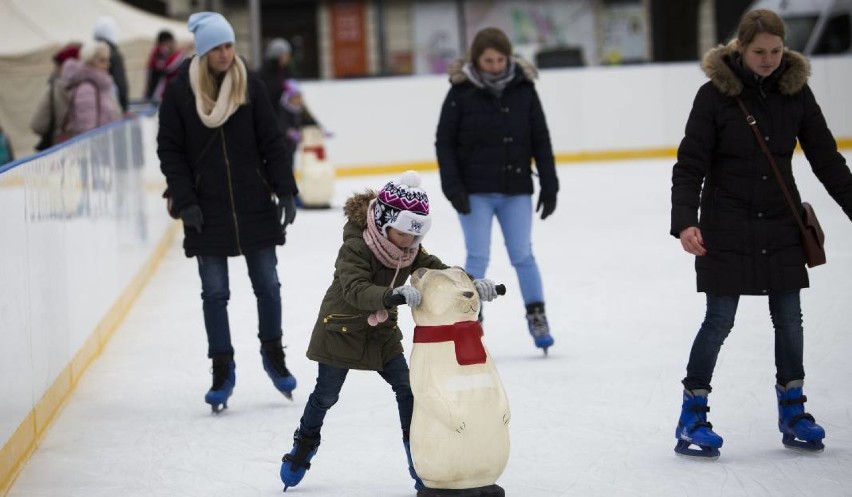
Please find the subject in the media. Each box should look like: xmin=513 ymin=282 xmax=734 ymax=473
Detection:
xmin=776 ymin=380 xmax=825 ymax=452
xmin=204 ymin=356 xmax=235 ymax=414
xmin=280 ymin=429 xmax=320 ymax=491
xmin=674 ymin=389 xmax=723 ymax=460
xmin=260 ymin=340 xmax=297 ymax=399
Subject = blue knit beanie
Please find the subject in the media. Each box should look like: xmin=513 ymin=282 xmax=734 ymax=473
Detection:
xmin=188 ymin=12 xmax=235 ymax=58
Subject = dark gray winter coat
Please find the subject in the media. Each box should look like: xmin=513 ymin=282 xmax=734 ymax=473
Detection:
xmin=671 ymin=42 xmax=852 ymax=295
xmin=158 ymin=58 xmax=298 ymax=258
xmin=306 ymin=191 xmax=448 ymax=371
xmin=435 ymin=57 xmax=558 ymax=201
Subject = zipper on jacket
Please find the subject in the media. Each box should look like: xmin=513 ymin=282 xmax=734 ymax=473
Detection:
xmin=220 ymin=128 xmax=243 ymax=255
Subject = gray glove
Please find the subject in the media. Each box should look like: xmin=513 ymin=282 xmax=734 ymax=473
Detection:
xmin=384 ymin=285 xmax=421 ymax=308
xmin=473 ymin=278 xmax=498 ymax=302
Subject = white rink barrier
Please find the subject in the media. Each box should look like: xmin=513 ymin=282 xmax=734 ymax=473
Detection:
xmin=0 ymin=114 xmax=175 ymax=494
xmin=300 ymin=56 xmax=852 ymax=173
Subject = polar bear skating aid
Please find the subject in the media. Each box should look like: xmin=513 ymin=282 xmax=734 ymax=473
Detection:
xmin=408 ymin=267 xmax=509 ymax=497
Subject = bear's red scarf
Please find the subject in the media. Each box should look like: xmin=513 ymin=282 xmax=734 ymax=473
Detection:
xmin=413 ymin=321 xmax=486 ymax=365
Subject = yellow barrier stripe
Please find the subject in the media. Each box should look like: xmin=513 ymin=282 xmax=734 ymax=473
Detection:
xmin=0 ymin=221 xmax=181 ymax=497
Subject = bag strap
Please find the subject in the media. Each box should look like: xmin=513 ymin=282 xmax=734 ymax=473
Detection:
xmin=733 ymin=96 xmax=808 ymax=235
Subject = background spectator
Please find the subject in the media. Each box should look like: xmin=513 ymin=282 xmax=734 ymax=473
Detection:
xmin=94 ymin=16 xmax=129 ymax=112
xmin=30 ymin=42 xmax=81 ymax=151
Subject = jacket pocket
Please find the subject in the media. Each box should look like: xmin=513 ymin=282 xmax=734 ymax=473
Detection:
xmin=322 ymin=314 xmax=367 ymax=362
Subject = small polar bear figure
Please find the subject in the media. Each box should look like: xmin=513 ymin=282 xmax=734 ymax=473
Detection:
xmin=408 ymin=266 xmax=510 ymax=497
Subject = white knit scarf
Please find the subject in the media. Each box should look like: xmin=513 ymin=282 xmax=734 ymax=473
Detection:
xmin=189 ymin=56 xmax=246 ymax=128
xmin=363 ymin=199 xmax=420 ymax=325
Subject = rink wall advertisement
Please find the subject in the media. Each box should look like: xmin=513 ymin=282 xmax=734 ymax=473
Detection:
xmin=1 ymin=56 xmax=851 ymax=494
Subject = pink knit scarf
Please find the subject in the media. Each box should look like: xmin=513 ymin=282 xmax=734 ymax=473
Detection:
xmin=363 ymin=200 xmax=420 ymax=325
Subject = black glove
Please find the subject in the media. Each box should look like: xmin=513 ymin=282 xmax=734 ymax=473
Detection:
xmin=278 ymin=195 xmax=297 ymax=226
xmin=179 ymin=204 xmax=203 ymax=233
xmin=450 ymin=193 xmax=471 ymax=215
xmin=536 ymin=192 xmax=557 ymax=220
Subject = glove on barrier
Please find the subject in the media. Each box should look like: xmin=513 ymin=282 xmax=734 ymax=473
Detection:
xmin=180 ymin=205 xmax=204 ymax=234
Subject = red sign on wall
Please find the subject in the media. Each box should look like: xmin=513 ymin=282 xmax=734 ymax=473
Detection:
xmin=330 ymin=2 xmax=367 ymax=78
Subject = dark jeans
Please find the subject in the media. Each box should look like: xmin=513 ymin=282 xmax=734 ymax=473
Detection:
xmin=197 ymin=246 xmax=282 ymax=357
xmin=298 ymin=353 xmax=414 ymax=439
xmin=683 ymin=291 xmax=805 ymax=392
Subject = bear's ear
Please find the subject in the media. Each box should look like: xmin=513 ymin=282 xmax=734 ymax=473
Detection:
xmin=411 ymin=267 xmax=430 ymax=290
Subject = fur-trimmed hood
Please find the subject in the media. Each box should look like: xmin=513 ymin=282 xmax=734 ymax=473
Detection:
xmin=701 ymin=40 xmax=810 ymax=96
xmin=343 ymin=190 xmax=376 ymax=230
xmin=447 ymin=55 xmax=538 ymax=86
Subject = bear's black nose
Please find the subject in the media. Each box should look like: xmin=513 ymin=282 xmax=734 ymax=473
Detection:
xmin=462 ymin=291 xmax=474 ymax=298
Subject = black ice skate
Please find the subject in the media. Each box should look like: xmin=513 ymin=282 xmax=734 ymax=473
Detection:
xmin=204 ymin=355 xmax=235 ymax=414
xmin=525 ymin=302 xmax=554 ymax=355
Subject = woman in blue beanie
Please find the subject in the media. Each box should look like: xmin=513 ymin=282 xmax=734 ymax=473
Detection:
xmin=158 ymin=12 xmax=300 ymax=413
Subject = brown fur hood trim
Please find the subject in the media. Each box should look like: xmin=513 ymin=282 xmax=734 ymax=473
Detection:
xmin=701 ymin=40 xmax=810 ymax=96
xmin=343 ymin=190 xmax=376 ymax=229
xmin=448 ymin=55 xmax=538 ymax=85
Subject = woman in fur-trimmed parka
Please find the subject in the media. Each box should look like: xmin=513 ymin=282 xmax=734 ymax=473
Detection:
xmin=436 ymin=27 xmax=559 ymax=354
xmin=670 ymin=9 xmax=852 ymax=460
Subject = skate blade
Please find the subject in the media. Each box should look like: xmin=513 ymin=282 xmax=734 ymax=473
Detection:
xmin=782 ymin=438 xmax=825 ymax=453
xmin=210 ymin=403 xmax=228 ymax=414
xmin=674 ymin=441 xmax=720 ymax=460
xmin=281 ymin=391 xmax=293 ymax=401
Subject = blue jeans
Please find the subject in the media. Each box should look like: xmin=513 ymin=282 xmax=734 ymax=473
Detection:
xmin=197 ymin=246 xmax=282 ymax=357
xmin=298 ymin=354 xmax=414 ymax=439
xmin=459 ymin=193 xmax=544 ymax=304
xmin=682 ymin=291 xmax=805 ymax=391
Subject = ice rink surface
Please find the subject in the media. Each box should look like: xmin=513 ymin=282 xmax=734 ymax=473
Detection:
xmin=8 ymin=157 xmax=852 ymax=496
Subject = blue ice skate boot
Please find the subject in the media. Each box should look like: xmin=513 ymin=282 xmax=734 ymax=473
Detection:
xmin=403 ymin=439 xmax=425 ymax=490
xmin=280 ymin=429 xmax=320 ymax=491
xmin=776 ymin=380 xmax=825 ymax=452
xmin=260 ymin=339 xmax=297 ymax=399
xmin=525 ymin=303 xmax=554 ymax=354
xmin=674 ymin=389 xmax=723 ymax=460
xmin=204 ymin=355 xmax=235 ymax=414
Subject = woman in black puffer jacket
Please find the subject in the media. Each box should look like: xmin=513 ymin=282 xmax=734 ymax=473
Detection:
xmin=670 ymin=9 xmax=852 ymax=459
xmin=435 ymin=27 xmax=559 ymax=355
xmin=158 ymin=12 xmax=299 ymax=413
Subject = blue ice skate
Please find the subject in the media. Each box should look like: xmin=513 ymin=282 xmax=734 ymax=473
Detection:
xmin=525 ymin=303 xmax=554 ymax=355
xmin=260 ymin=340 xmax=297 ymax=399
xmin=776 ymin=380 xmax=825 ymax=452
xmin=205 ymin=356 xmax=235 ymax=414
xmin=674 ymin=389 xmax=723 ymax=460
xmin=280 ymin=429 xmax=320 ymax=491
xmin=403 ymin=439 xmax=425 ymax=490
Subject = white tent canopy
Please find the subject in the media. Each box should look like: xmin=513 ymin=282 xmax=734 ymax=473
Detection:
xmin=0 ymin=0 xmax=194 ymax=156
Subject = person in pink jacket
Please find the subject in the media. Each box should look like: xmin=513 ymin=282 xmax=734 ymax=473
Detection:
xmin=60 ymin=40 xmax=122 ymax=139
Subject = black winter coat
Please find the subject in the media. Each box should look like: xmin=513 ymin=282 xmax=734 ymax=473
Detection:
xmin=158 ymin=58 xmax=298 ymax=257
xmin=435 ymin=57 xmax=558 ymax=200
xmin=671 ymin=43 xmax=852 ymax=295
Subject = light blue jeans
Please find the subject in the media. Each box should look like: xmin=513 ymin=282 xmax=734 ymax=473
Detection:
xmin=458 ymin=193 xmax=544 ymax=305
